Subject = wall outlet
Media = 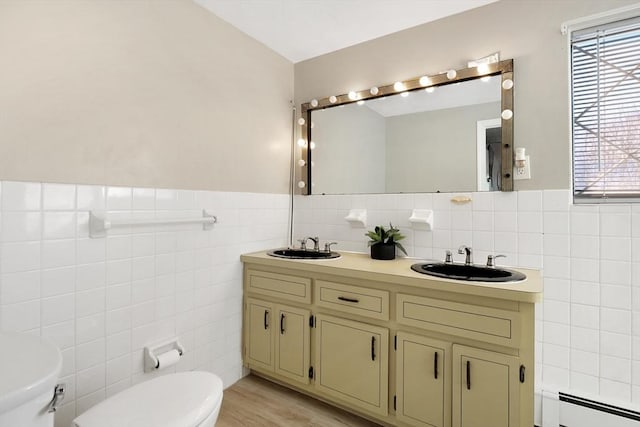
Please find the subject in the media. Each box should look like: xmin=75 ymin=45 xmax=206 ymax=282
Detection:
xmin=513 ymin=155 xmax=531 ymax=180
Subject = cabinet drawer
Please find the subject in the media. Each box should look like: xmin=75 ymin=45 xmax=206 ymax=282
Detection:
xmin=397 ymin=294 xmax=520 ymax=347
xmin=315 ymin=281 xmax=389 ymax=320
xmin=247 ymin=270 xmax=311 ymax=304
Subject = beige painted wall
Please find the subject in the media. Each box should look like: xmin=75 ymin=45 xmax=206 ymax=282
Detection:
xmin=0 ymin=0 xmax=293 ymax=193
xmin=294 ymin=0 xmax=638 ymax=191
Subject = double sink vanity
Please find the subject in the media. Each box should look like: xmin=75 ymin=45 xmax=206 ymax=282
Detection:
xmin=240 ymin=247 xmax=542 ymax=427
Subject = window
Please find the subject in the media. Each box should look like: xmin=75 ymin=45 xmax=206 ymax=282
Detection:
xmin=571 ymin=18 xmax=640 ymax=201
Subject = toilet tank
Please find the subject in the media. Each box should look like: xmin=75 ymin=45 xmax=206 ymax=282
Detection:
xmin=0 ymin=332 xmax=63 ymax=427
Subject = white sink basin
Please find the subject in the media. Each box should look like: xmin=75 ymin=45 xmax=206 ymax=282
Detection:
xmin=0 ymin=332 xmax=62 ymax=427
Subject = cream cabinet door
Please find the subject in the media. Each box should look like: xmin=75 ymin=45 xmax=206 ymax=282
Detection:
xmin=396 ymin=332 xmax=451 ymax=427
xmin=315 ymin=314 xmax=389 ymax=417
xmin=246 ymin=298 xmax=275 ymax=371
xmin=275 ymin=305 xmax=311 ymax=384
xmin=452 ymin=345 xmax=520 ymax=427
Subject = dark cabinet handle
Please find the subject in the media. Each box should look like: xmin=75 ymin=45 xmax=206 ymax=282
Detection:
xmin=371 ymin=336 xmax=376 ymax=361
xmin=280 ymin=313 xmax=285 ymax=334
xmin=434 ymin=351 xmax=438 ymax=379
xmin=466 ymin=360 xmax=471 ymax=390
xmin=338 ymin=296 xmax=359 ymax=303
xmin=264 ymin=310 xmax=269 ymax=330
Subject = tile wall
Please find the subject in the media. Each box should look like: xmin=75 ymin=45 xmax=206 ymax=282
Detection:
xmin=294 ymin=190 xmax=640 ymax=409
xmin=0 ymin=181 xmax=288 ymax=427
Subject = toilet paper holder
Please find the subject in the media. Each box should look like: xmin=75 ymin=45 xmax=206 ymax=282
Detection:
xmin=144 ymin=338 xmax=185 ymax=372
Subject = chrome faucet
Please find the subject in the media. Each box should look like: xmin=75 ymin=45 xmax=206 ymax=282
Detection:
xmin=486 ymin=254 xmax=506 ymax=267
xmin=324 ymin=242 xmax=338 ymax=252
xmin=458 ymin=245 xmax=473 ymax=265
xmin=444 ymin=250 xmax=453 ymax=264
xmin=304 ymin=236 xmax=320 ymax=251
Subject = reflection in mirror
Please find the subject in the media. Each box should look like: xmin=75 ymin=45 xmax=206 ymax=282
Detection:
xmin=299 ymin=60 xmax=514 ymax=195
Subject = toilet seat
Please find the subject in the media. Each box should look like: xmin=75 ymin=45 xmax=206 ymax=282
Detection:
xmin=73 ymin=371 xmax=223 ymax=427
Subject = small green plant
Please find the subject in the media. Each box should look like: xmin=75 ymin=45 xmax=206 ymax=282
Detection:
xmin=365 ymin=223 xmax=407 ymax=255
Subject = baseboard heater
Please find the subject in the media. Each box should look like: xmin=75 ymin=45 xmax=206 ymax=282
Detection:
xmin=558 ymin=392 xmax=640 ymax=423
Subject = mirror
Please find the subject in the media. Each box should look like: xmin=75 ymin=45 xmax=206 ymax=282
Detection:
xmin=298 ymin=60 xmax=514 ymax=195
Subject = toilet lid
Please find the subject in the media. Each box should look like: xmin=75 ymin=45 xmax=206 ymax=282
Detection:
xmin=73 ymin=371 xmax=223 ymax=427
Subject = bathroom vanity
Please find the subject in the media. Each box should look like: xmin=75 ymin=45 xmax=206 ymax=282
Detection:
xmin=240 ymin=251 xmax=542 ymax=427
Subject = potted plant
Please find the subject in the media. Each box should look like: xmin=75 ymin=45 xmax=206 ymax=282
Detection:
xmin=366 ymin=223 xmax=407 ymax=260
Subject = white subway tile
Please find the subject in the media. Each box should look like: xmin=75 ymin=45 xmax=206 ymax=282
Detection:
xmin=572 ymin=326 xmax=599 ymax=352
xmin=0 ymin=300 xmax=40 ymax=331
xmin=1 ymin=241 xmax=40 ymax=273
xmin=77 ymin=185 xmax=106 ymax=210
xmin=43 ymin=212 xmax=77 ymax=240
xmin=132 ymin=188 xmax=155 ymax=210
xmin=471 ymin=192 xmax=493 ymax=211
xmin=77 ymin=339 xmax=106 ymax=371
xmin=494 ymin=211 xmax=517 ymax=232
xmin=106 ymin=187 xmax=132 ymax=211
xmin=518 ymin=191 xmax=542 ymax=212
xmin=544 ymin=256 xmax=570 ymax=279
xmin=2 ymin=181 xmax=41 ymax=211
xmin=106 ymin=260 xmax=132 ymax=286
xmin=494 ymin=232 xmax=517 ymax=254
xmin=571 ymin=211 xmax=599 ymax=236
xmin=601 ymin=284 xmax=632 ymax=310
xmin=600 ymin=355 xmax=631 ymax=383
xmin=571 ymin=372 xmax=599 ymax=395
xmin=571 ymin=348 xmax=599 ymax=375
xmin=518 ymin=211 xmax=542 ymax=233
xmin=600 ymin=260 xmax=631 ymax=286
xmin=543 ymin=190 xmax=571 ymax=211
xmin=1 ymin=270 xmax=40 ymax=304
xmin=42 ymin=320 xmax=75 ymax=350
xmin=42 ymin=267 xmax=75 ymax=298
xmin=76 ymin=313 xmax=105 ymax=344
xmin=601 ymin=331 xmax=631 ymax=358
xmin=570 ymin=235 xmax=599 ymax=259
xmin=43 ymin=184 xmax=76 ymax=210
xmin=543 ymin=234 xmax=569 ymax=257
xmin=494 ymin=192 xmax=517 ymax=212
xmin=1 ymin=212 xmax=41 ymax=242
xmin=76 ymin=365 xmax=105 ymax=398
xmin=106 ymin=283 xmax=131 ymax=311
xmin=77 ymin=238 xmax=106 ymax=265
xmin=571 ymin=258 xmax=599 ymax=282
xmin=571 ymin=303 xmax=599 ymax=329
xmin=571 ymin=281 xmax=599 ymax=306
xmin=518 ymin=233 xmax=542 ymax=255
xmin=544 ymin=321 xmax=570 ymax=345
xmin=76 ymin=289 xmax=105 ymax=318
xmin=106 ymin=355 xmax=131 ymax=386
xmin=106 ymin=330 xmax=131 ymax=360
xmin=601 ymin=211 xmax=632 ymax=237
xmin=76 ymin=263 xmax=105 ymax=291
xmin=601 ymin=308 xmax=632 ymax=335
xmin=41 ymin=294 xmax=75 ymax=326
xmin=543 ymin=211 xmax=569 ymax=235
xmin=544 ymin=300 xmax=570 ymax=325
xmin=544 ymin=278 xmax=570 ymax=302
xmin=106 ymin=307 xmax=131 ymax=336
xmin=42 ymin=239 xmax=76 ymax=269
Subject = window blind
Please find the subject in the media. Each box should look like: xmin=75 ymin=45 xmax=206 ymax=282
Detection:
xmin=571 ymin=18 xmax=640 ymax=200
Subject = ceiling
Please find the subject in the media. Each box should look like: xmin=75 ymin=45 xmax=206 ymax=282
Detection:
xmin=194 ymin=0 xmax=499 ymax=63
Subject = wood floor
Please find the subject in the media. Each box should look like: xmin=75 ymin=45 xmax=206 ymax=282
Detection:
xmin=216 ymin=375 xmax=381 ymax=427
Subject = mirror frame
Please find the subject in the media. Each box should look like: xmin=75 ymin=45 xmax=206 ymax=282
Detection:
xmin=299 ymin=59 xmax=514 ymax=195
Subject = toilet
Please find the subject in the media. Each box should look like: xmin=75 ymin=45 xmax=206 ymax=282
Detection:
xmin=72 ymin=371 xmax=223 ymax=427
